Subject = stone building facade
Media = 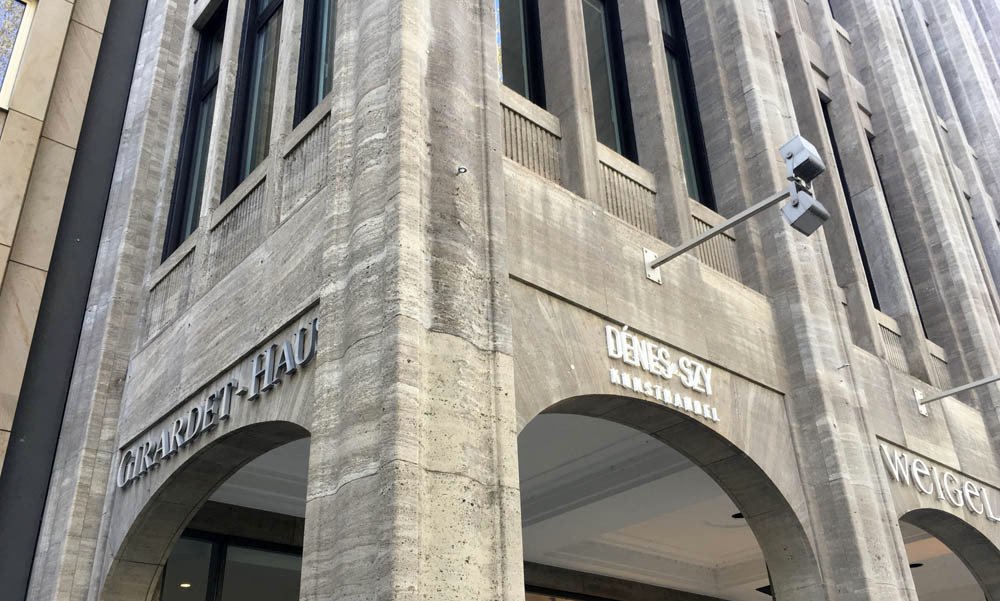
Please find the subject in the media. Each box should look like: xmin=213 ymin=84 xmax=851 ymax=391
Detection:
xmin=0 ymin=0 xmax=111 ymax=471
xmin=7 ymin=0 xmax=1000 ymax=600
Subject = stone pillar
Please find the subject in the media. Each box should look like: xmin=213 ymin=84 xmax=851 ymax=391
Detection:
xmin=770 ymin=0 xmax=936 ymax=379
xmin=536 ymin=0 xmax=602 ymax=204
xmin=300 ymin=1 xmax=522 ymax=600
xmin=680 ymin=0 xmax=787 ymax=292
xmin=837 ymin=0 xmax=1000 ymax=445
xmin=899 ymin=0 xmax=1000 ymax=319
xmin=618 ymin=0 xmax=693 ymax=246
xmin=686 ymin=0 xmax=918 ymax=599
xmin=969 ymin=0 xmax=1000 ymax=93
xmin=958 ymin=0 xmax=1000 ymax=100
xmin=920 ymin=0 xmax=1000 ymax=219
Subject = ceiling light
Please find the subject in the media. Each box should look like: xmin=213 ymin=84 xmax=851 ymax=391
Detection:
xmin=179 ymin=583 xmax=192 ymax=589
xmin=731 ymin=512 xmax=744 ymax=519
xmin=909 ymin=563 xmax=924 ymax=569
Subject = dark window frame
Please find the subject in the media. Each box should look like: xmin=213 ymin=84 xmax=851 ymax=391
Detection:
xmin=294 ymin=0 xmax=337 ymax=124
xmin=583 ymin=0 xmax=637 ymax=162
xmin=222 ymin=0 xmax=283 ymax=197
xmin=820 ymin=96 xmax=881 ymax=310
xmin=659 ymin=0 xmax=715 ymax=210
xmin=162 ymin=7 xmax=226 ymax=260
xmin=162 ymin=529 xmax=303 ymax=601
xmin=498 ymin=0 xmax=546 ymax=108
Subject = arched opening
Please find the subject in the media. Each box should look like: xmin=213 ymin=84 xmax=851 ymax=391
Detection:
xmin=518 ymin=395 xmax=825 ymax=601
xmin=900 ymin=509 xmax=1000 ymax=601
xmin=100 ymin=421 xmax=310 ymax=601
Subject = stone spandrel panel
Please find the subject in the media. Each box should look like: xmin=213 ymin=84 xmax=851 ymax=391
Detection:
xmin=510 ymin=280 xmax=806 ymax=518
xmin=209 ymin=180 xmax=268 ymax=285
xmin=281 ymin=114 xmax=330 ymax=221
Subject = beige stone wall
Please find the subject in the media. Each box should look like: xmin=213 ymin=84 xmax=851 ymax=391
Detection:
xmin=0 ymin=0 xmax=108 ymax=473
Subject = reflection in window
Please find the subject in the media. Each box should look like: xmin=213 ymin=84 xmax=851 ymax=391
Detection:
xmin=498 ymin=0 xmax=545 ymax=106
xmin=219 ymin=545 xmax=302 ymax=601
xmin=224 ymin=0 xmax=283 ymax=195
xmin=162 ymin=534 xmax=302 ymax=601
xmin=658 ymin=0 xmax=714 ymax=209
xmin=163 ymin=10 xmax=225 ymax=258
xmin=582 ymin=0 xmax=635 ymax=160
xmin=295 ymin=0 xmax=337 ymax=123
xmin=161 ymin=538 xmax=214 ymax=601
xmin=0 ymin=0 xmax=26 ymax=90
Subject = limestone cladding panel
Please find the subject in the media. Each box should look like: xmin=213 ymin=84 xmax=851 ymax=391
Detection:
xmin=504 ymin=165 xmax=785 ymax=393
xmin=39 ymin=20 xmax=103 ymax=149
xmin=10 ymin=137 xmax=75 ymax=271
xmin=0 ymin=110 xmax=42 ymax=247
xmin=0 ymin=261 xmax=45 ymax=431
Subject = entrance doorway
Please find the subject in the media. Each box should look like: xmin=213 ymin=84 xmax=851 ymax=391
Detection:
xmin=900 ymin=509 xmax=1000 ymax=601
xmin=159 ymin=438 xmax=308 ymax=601
xmin=901 ymin=522 xmax=982 ymax=601
xmin=518 ymin=404 xmax=820 ymax=601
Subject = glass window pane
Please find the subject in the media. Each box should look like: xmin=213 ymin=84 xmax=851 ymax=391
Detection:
xmin=318 ymin=0 xmax=336 ymax=100
xmin=180 ymin=90 xmax=217 ymax=238
xmin=657 ymin=0 xmax=674 ymax=37
xmin=219 ymin=545 xmax=301 ymax=601
xmin=162 ymin=537 xmax=214 ymax=601
xmin=295 ymin=0 xmax=336 ymax=122
xmin=499 ymin=0 xmax=530 ymax=97
xmin=241 ymin=8 xmax=282 ymax=179
xmin=666 ymin=53 xmax=701 ymax=202
xmin=0 ymin=0 xmax=27 ymax=89
xmin=582 ymin=0 xmax=622 ymax=153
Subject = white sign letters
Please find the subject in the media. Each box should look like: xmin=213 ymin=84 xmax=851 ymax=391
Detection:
xmin=880 ymin=443 xmax=1000 ymax=523
xmin=115 ymin=319 xmax=318 ymax=489
xmin=605 ymin=324 xmax=719 ymax=423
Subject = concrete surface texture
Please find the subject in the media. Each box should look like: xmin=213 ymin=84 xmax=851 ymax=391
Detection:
xmin=16 ymin=0 xmax=1000 ymax=600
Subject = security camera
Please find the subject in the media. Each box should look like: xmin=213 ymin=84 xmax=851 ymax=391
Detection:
xmin=781 ymin=135 xmax=826 ymax=185
xmin=782 ymin=188 xmax=830 ymax=236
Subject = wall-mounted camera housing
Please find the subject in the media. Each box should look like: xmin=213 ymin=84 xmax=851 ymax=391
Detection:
xmin=782 ymin=189 xmax=830 ymax=236
xmin=781 ymin=135 xmax=826 ymax=185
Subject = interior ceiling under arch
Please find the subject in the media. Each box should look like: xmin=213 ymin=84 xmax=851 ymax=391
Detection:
xmin=518 ymin=413 xmax=983 ymax=601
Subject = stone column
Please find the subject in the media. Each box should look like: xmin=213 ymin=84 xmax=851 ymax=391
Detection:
xmin=837 ymin=0 xmax=1000 ymax=445
xmin=618 ymin=0 xmax=693 ymax=246
xmin=300 ymin=1 xmax=522 ymax=600
xmin=969 ymin=0 xmax=1000 ymax=94
xmin=920 ymin=0 xmax=1000 ymax=219
xmin=686 ymin=0 xmax=918 ymax=599
xmin=537 ymin=0 xmax=602 ymax=204
xmin=899 ymin=0 xmax=1000 ymax=320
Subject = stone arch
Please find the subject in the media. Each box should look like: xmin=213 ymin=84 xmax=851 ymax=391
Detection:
xmin=98 ymin=420 xmax=310 ymax=601
xmin=521 ymin=394 xmax=827 ymax=601
xmin=901 ymin=508 xmax=1000 ymax=600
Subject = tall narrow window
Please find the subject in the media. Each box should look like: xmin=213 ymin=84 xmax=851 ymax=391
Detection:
xmin=163 ymin=9 xmax=225 ymax=258
xmin=867 ymin=133 xmax=929 ymax=337
xmin=497 ymin=0 xmax=545 ymax=107
xmin=581 ymin=0 xmax=636 ymax=160
xmin=658 ymin=0 xmax=714 ymax=209
xmin=295 ymin=0 xmax=337 ymax=123
xmin=224 ymin=0 xmax=283 ymax=195
xmin=821 ymin=98 xmax=881 ymax=310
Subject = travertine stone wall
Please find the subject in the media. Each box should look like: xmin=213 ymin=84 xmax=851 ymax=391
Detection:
xmin=836 ymin=0 xmax=1000 ymax=447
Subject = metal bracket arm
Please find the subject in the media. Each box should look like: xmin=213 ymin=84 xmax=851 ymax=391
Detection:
xmin=645 ymin=190 xmax=791 ymax=283
xmin=915 ymin=373 xmax=1000 ymax=416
